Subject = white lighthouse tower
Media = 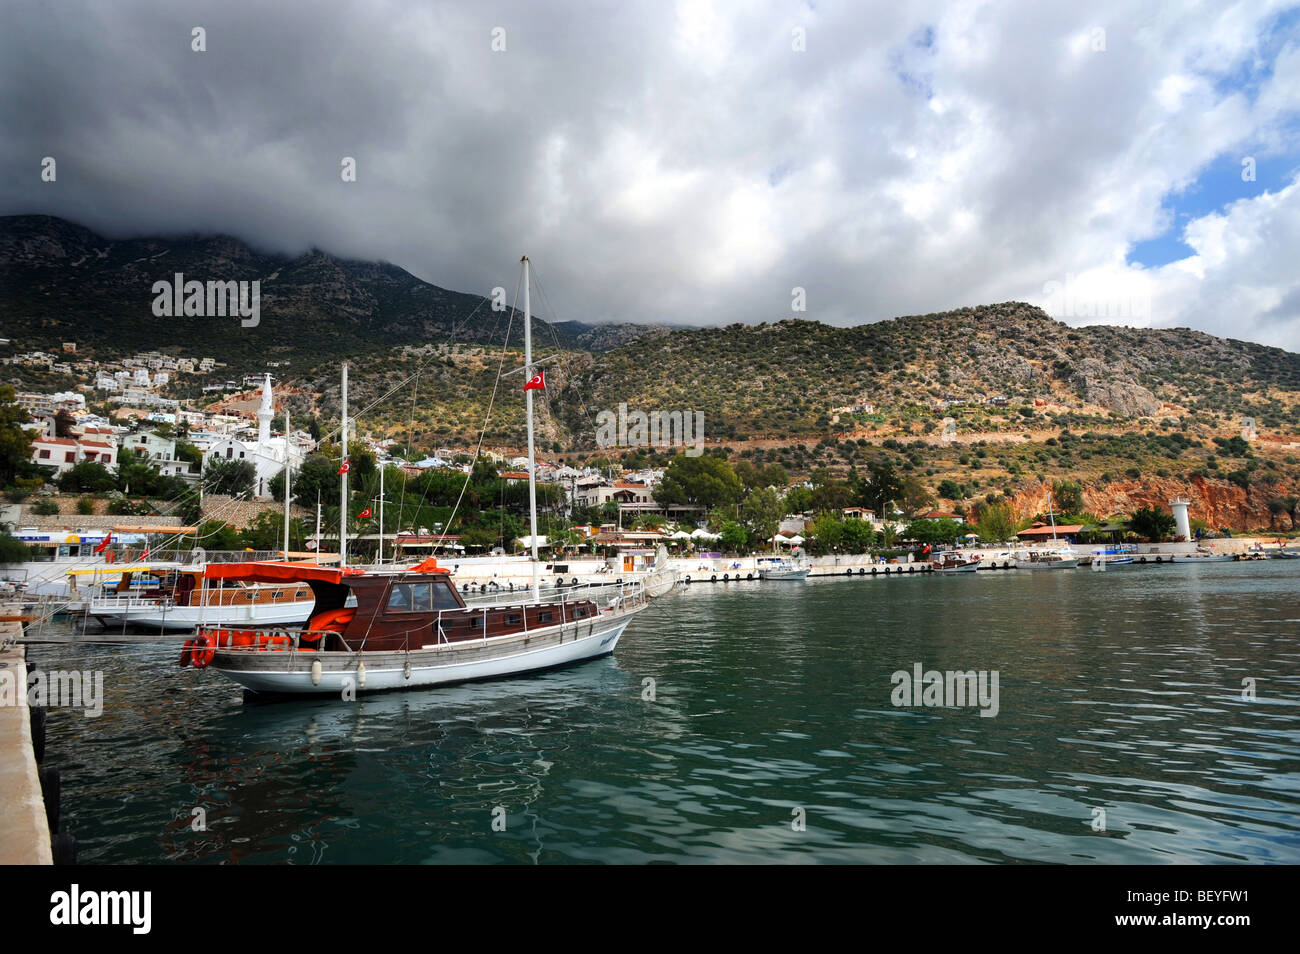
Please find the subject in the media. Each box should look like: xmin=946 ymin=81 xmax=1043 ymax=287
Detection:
xmin=1170 ymin=497 xmax=1192 ymax=542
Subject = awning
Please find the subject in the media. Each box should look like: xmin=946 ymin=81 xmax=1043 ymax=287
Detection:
xmin=408 ymin=557 xmax=449 ymax=574
xmin=202 ymin=562 xmax=366 ymax=585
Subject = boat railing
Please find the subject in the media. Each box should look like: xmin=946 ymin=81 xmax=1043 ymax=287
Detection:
xmin=87 ymin=594 xmax=176 ymax=610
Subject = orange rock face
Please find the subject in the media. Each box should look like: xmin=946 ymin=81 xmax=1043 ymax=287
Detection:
xmin=1008 ymin=476 xmax=1292 ymax=532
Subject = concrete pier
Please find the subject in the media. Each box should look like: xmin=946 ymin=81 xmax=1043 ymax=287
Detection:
xmin=0 ymin=615 xmax=52 ymax=864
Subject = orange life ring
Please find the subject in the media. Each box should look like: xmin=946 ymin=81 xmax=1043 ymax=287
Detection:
xmin=190 ymin=634 xmax=215 ymax=669
xmin=179 ymin=639 xmax=194 ymax=667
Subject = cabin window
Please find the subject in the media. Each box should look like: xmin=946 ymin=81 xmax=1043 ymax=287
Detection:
xmin=573 ymin=607 xmax=585 ymax=618
xmin=538 ymin=611 xmax=553 ymax=623
xmin=469 ymin=616 xmax=482 ymax=628
xmin=506 ymin=613 xmax=521 ymax=625
xmin=431 ymin=582 xmax=459 ymax=610
xmin=386 ymin=584 xmax=413 ymax=611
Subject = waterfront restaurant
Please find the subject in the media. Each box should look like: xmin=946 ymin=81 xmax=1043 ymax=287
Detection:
xmin=1016 ymin=522 xmax=1089 ymax=545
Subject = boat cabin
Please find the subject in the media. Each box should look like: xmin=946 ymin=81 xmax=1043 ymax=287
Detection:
xmin=202 ymin=561 xmax=600 ymax=652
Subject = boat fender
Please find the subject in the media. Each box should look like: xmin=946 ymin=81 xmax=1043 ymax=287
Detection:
xmin=39 ymin=767 xmax=60 ymax=835
xmin=190 ymin=635 xmax=216 ymax=669
xmin=29 ymin=706 xmax=46 ymax=764
xmin=403 ymin=661 xmax=412 ymax=681
xmin=1155 ymin=556 xmax=1163 ymax=563
xmin=846 ymin=568 xmax=852 ymax=576
xmin=1139 ymin=557 xmax=1147 ymax=563
xmin=871 ymin=567 xmax=877 ymax=575
xmin=573 ymin=578 xmax=579 ymax=586
xmin=711 ymin=575 xmax=717 ymax=582
xmin=310 ymin=659 xmax=322 ymax=686
xmin=747 ymin=573 xmax=753 ymax=581
xmin=684 ymin=575 xmax=691 ymax=583
xmin=356 ymin=662 xmax=366 ymax=688
xmin=51 ymin=831 xmax=77 ymax=867
xmin=858 ymin=568 xmax=865 ymax=575
xmin=909 ymin=566 xmax=915 ymax=573
xmin=179 ymin=639 xmax=194 ymax=668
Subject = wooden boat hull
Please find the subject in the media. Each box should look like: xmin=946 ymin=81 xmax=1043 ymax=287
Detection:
xmin=210 ymin=608 xmax=637 ymax=696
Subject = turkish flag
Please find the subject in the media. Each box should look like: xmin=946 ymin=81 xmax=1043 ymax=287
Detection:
xmin=359 ymin=507 xmax=372 ymax=518
xmin=524 ymin=372 xmax=546 ymax=391
xmin=141 ymin=544 xmax=150 ymax=561
xmin=338 ymin=459 xmax=350 ymax=474
xmin=94 ymin=534 xmax=112 ymax=554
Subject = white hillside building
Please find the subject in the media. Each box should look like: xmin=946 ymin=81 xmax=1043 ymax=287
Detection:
xmin=201 ymin=374 xmax=304 ymax=498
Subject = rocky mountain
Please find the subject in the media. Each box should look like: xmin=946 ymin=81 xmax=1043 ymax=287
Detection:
xmin=558 ymin=303 xmax=1300 ymax=440
xmin=0 ymin=215 xmax=666 ymax=365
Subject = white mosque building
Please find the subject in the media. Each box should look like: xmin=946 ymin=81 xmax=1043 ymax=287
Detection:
xmin=202 ymin=375 xmax=306 ymax=499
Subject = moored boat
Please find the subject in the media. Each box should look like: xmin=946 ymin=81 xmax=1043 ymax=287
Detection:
xmin=85 ymin=565 xmax=314 ymax=631
xmin=758 ymin=558 xmax=810 ymax=580
xmin=1013 ymin=548 xmax=1079 ymax=570
xmin=930 ymin=553 xmax=980 ymax=572
xmin=181 ymin=560 xmax=645 ymax=695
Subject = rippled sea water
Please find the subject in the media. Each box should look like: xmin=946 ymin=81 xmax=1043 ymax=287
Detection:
xmin=34 ymin=561 xmax=1300 ymax=864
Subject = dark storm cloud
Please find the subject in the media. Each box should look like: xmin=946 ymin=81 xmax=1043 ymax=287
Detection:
xmin=2 ymin=0 xmax=1297 ymax=348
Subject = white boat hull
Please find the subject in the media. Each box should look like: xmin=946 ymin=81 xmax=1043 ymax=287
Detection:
xmin=91 ymin=599 xmax=315 ymax=631
xmin=209 ymin=611 xmax=635 ymax=696
xmin=1013 ymin=558 xmax=1077 ymax=570
xmin=760 ymin=568 xmax=810 ymax=580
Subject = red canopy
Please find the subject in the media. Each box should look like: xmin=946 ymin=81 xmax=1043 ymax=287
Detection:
xmin=202 ymin=562 xmax=366 ymax=585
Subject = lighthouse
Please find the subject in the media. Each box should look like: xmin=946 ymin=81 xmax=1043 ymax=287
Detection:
xmin=1170 ymin=497 xmax=1192 ymax=541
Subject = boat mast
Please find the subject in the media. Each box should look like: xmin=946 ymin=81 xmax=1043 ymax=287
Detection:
xmin=1048 ymin=489 xmax=1058 ymax=545
xmin=523 ymin=255 xmax=540 ymax=602
xmin=341 ymin=362 xmax=348 ymax=569
xmin=377 ymin=463 xmax=385 ymax=565
xmin=315 ymin=490 xmax=322 ymax=559
xmin=283 ymin=407 xmax=291 ymax=557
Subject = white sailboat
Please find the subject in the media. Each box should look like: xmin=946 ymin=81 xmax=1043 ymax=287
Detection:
xmin=1014 ymin=491 xmax=1079 ymax=570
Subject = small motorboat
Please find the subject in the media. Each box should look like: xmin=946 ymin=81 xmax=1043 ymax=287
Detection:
xmin=758 ymin=559 xmax=810 ymax=580
xmin=930 ymin=554 xmax=980 ymax=572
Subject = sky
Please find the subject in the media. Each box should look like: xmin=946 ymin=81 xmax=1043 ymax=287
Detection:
xmin=2 ymin=0 xmax=1298 ymax=350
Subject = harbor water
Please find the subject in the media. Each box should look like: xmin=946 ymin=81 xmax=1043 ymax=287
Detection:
xmin=30 ymin=561 xmax=1300 ymax=864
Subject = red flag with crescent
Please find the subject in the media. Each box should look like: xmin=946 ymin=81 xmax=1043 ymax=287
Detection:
xmin=358 ymin=507 xmax=372 ymax=518
xmin=94 ymin=534 xmax=112 ymax=554
xmin=524 ymin=372 xmax=546 ymax=391
xmin=338 ymin=459 xmax=350 ymax=474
